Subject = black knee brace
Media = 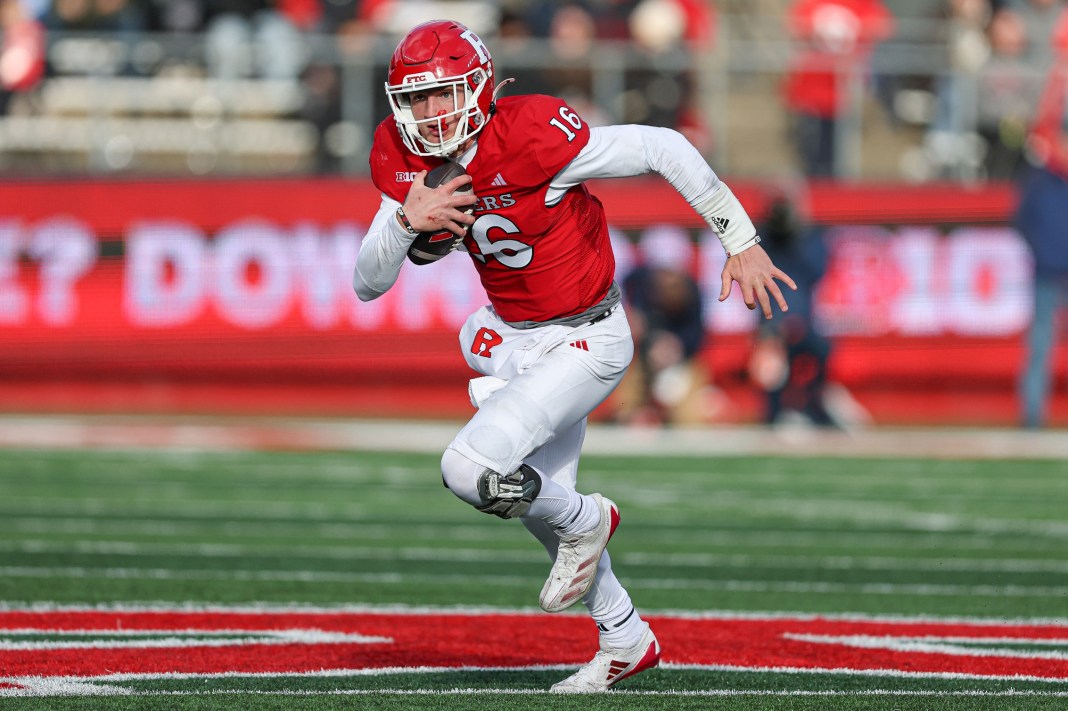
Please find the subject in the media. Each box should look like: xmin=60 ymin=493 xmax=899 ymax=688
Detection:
xmin=475 ymin=463 xmax=542 ymax=519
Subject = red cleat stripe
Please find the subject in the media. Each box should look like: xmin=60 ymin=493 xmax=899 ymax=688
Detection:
xmin=610 ymin=642 xmax=661 ymax=687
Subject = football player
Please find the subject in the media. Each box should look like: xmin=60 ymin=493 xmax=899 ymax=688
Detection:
xmin=353 ymin=20 xmax=796 ymax=693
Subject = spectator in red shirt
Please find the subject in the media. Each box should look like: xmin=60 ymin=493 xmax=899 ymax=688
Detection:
xmin=782 ymin=0 xmax=894 ymax=177
xmin=0 ymin=0 xmax=45 ymax=115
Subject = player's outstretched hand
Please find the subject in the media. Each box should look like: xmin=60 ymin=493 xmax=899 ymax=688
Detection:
xmin=719 ymin=244 xmax=797 ymax=319
xmin=401 ymin=170 xmax=478 ymax=237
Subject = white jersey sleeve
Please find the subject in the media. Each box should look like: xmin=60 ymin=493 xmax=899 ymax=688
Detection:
xmin=352 ymin=194 xmax=410 ymax=302
xmin=548 ymin=125 xmax=761 ymax=256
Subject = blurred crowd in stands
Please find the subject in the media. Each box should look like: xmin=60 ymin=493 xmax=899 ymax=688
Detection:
xmin=783 ymin=0 xmax=1068 ymax=181
xmin=2 ymin=0 xmax=1067 ymax=180
xmin=930 ymin=0 xmax=1068 ymax=180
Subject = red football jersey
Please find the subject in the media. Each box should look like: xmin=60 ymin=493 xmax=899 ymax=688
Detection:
xmin=783 ymin=0 xmax=893 ymax=118
xmin=369 ymin=95 xmax=615 ymax=323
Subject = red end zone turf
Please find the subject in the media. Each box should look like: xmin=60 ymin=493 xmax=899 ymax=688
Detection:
xmin=3 ymin=608 xmax=1066 ymax=682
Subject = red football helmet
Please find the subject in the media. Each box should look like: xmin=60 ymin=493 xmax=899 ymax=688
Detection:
xmin=385 ymin=20 xmax=496 ymax=157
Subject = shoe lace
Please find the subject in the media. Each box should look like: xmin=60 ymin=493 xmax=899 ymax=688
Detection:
xmin=587 ymin=650 xmax=616 ymax=673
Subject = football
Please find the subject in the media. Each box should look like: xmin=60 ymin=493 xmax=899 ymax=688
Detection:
xmin=406 ymin=162 xmax=474 ymax=266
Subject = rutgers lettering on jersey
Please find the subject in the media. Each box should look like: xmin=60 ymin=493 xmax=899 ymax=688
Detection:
xmin=370 ymin=95 xmax=616 ymax=324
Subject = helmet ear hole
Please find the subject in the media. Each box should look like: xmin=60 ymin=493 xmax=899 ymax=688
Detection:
xmin=469 ymin=69 xmax=486 ymax=91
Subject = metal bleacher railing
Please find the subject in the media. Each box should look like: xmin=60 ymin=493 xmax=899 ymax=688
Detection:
xmin=0 ymin=13 xmax=1053 ymax=182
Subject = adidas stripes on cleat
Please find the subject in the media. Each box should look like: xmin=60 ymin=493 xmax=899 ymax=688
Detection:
xmin=539 ymin=493 xmax=619 ymax=613
xmin=551 ymin=623 xmax=661 ymax=693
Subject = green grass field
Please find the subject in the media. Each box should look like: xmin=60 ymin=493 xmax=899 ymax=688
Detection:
xmin=2 ymin=441 xmax=1067 ymax=710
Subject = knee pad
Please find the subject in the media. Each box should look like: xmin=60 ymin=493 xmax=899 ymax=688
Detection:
xmin=474 ymin=463 xmax=542 ymax=519
xmin=440 ymin=448 xmax=542 ymax=519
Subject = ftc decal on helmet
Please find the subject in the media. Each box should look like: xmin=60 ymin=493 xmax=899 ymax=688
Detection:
xmin=385 ymin=20 xmax=497 ymax=157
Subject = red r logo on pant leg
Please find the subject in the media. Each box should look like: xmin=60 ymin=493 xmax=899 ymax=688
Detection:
xmin=470 ymin=328 xmax=503 ymax=358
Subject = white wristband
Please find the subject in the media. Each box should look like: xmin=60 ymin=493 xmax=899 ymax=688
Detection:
xmin=694 ymin=183 xmax=759 ymax=256
xmin=725 ymin=234 xmax=762 ymax=258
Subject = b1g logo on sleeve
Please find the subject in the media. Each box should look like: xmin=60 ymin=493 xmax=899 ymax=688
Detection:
xmin=470 ymin=327 xmax=503 ymax=358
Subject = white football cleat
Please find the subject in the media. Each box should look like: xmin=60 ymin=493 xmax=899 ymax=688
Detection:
xmin=551 ymin=623 xmax=661 ymax=693
xmin=539 ymin=493 xmax=619 ymax=613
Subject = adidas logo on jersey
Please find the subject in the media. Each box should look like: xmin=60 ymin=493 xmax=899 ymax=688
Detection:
xmin=491 ymin=172 xmax=507 ymax=187
xmin=710 ymin=217 xmax=731 ymax=234
xmin=569 ymin=340 xmax=590 ymax=351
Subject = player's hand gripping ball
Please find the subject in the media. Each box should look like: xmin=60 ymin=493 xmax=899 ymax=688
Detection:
xmin=406 ymin=162 xmax=474 ymax=265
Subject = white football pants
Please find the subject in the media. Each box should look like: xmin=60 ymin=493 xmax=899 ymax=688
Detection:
xmin=441 ymin=304 xmax=637 ymax=622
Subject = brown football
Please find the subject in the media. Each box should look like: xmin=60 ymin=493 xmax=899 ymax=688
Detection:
xmin=406 ymin=162 xmax=473 ymax=266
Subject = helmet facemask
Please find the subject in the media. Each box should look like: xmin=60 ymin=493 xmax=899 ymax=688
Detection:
xmin=385 ymin=67 xmax=491 ymax=158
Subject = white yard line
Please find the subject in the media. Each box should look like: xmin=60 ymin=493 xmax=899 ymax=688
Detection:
xmin=4 ymin=687 xmax=1067 ymax=698
xmin=3 ymin=678 xmax=1068 ymax=698
xmin=5 ymin=538 xmax=1068 ymax=574
xmin=3 ymin=566 xmax=1067 ymax=598
xmin=6 ymin=518 xmax=1054 ymax=553
xmin=4 ymin=600 xmax=1067 ymax=626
